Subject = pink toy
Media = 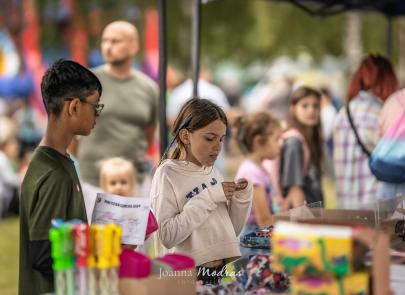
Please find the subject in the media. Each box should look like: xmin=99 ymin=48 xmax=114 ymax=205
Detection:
xmin=119 ymin=248 xmax=151 ymax=278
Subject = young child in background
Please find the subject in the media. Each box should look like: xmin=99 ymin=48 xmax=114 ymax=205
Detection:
xmin=151 ymin=98 xmax=252 ymax=285
xmin=99 ymin=157 xmax=156 ymax=252
xmin=277 ymin=86 xmax=324 ymax=209
xmin=234 ymin=112 xmax=282 ymax=233
xmin=100 ymin=157 xmax=137 ymax=197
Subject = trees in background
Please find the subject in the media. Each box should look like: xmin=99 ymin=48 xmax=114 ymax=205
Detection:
xmin=0 ymin=0 xmax=400 ymax=76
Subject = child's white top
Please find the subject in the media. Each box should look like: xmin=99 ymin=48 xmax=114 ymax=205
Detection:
xmin=151 ymin=159 xmax=252 ymax=266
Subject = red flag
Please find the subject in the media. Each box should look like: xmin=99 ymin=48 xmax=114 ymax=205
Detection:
xmin=21 ymin=0 xmax=46 ymax=117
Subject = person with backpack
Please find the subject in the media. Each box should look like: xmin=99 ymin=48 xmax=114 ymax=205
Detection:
xmin=373 ymin=88 xmax=405 ymax=200
xmin=333 ymin=55 xmax=398 ymax=209
xmin=264 ymin=86 xmax=324 ymax=210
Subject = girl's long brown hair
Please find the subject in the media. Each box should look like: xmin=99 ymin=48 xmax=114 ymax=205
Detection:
xmin=288 ymin=86 xmax=323 ymax=170
xmin=160 ymin=97 xmax=228 ymax=164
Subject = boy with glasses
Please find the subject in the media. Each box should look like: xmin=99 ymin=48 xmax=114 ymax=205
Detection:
xmin=19 ymin=59 xmax=103 ymax=295
xmin=65 ymin=97 xmax=104 ymax=116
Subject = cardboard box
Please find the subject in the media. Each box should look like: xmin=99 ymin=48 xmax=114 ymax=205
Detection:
xmin=272 ymin=222 xmax=353 ymax=277
xmin=274 ymin=208 xmax=376 ymax=227
xmin=291 ymin=272 xmax=369 ymax=295
xmin=272 ymin=221 xmax=392 ymax=295
xmin=119 ymin=268 xmax=196 ymax=295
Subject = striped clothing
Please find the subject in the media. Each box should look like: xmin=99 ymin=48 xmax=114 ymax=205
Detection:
xmin=333 ymin=91 xmax=382 ymax=208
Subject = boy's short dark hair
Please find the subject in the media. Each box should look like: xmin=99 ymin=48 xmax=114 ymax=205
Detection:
xmin=41 ymin=59 xmax=102 ymax=116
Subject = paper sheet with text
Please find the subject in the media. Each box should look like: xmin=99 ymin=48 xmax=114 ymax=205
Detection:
xmin=91 ymin=193 xmax=150 ymax=245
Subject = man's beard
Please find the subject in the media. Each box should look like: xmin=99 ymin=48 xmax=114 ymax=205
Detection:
xmin=108 ymin=56 xmax=130 ymax=67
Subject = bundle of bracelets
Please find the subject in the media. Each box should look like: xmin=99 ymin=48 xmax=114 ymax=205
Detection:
xmin=240 ymin=225 xmax=274 ymax=249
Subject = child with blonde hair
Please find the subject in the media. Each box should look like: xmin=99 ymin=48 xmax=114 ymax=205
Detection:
xmin=100 ymin=157 xmax=137 ymax=197
xmin=99 ymin=157 xmax=156 ymax=251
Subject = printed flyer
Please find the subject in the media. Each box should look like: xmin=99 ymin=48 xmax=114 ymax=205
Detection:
xmin=91 ymin=193 xmax=150 ymax=245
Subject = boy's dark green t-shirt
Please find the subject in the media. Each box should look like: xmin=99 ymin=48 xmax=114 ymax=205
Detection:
xmin=19 ymin=146 xmax=87 ymax=295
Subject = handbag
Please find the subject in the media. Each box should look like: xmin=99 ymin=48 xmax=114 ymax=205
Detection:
xmin=369 ymin=98 xmax=405 ymax=183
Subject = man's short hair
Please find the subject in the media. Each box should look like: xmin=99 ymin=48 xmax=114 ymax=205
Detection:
xmin=41 ymin=59 xmax=103 ymax=116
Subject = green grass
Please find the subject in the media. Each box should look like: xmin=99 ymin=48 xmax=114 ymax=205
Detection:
xmin=0 ymin=217 xmax=19 ymax=295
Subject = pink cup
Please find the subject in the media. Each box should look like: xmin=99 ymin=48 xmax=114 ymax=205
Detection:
xmin=119 ymin=248 xmax=151 ymax=278
xmin=155 ymin=253 xmax=195 ymax=271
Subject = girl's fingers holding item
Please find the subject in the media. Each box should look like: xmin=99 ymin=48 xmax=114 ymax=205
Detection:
xmin=222 ymin=182 xmax=236 ymax=200
xmin=222 ymin=181 xmax=236 ymax=188
xmin=235 ymin=178 xmax=248 ymax=191
xmin=222 ymin=182 xmax=235 ymax=192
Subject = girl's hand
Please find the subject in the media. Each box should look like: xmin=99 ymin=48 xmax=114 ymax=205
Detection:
xmin=235 ymin=178 xmax=248 ymax=191
xmin=275 ymin=197 xmax=287 ymax=212
xmin=275 ymin=195 xmax=284 ymax=205
xmin=222 ymin=181 xmax=236 ymax=200
xmin=280 ymin=198 xmax=291 ymax=212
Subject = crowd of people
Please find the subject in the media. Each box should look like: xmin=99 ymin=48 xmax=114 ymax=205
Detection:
xmin=0 ymin=19 xmax=404 ymax=294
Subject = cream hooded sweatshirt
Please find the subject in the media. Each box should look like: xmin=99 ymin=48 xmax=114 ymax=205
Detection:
xmin=151 ymin=159 xmax=252 ymax=266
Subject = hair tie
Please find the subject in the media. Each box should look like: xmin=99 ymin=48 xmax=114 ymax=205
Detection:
xmin=160 ymin=116 xmax=192 ymax=162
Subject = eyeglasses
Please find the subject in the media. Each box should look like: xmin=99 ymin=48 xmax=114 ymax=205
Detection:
xmin=65 ymin=97 xmax=104 ymax=116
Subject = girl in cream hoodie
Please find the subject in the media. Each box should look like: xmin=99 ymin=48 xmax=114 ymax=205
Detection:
xmin=151 ymin=98 xmax=252 ymax=285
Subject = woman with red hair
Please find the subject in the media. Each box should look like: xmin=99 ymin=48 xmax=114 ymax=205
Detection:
xmin=333 ymin=54 xmax=398 ymax=209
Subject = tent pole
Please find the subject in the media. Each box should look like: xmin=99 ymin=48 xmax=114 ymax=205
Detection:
xmin=191 ymin=0 xmax=201 ymax=97
xmin=158 ymin=0 xmax=168 ymax=156
xmin=387 ymin=16 xmax=393 ymax=59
